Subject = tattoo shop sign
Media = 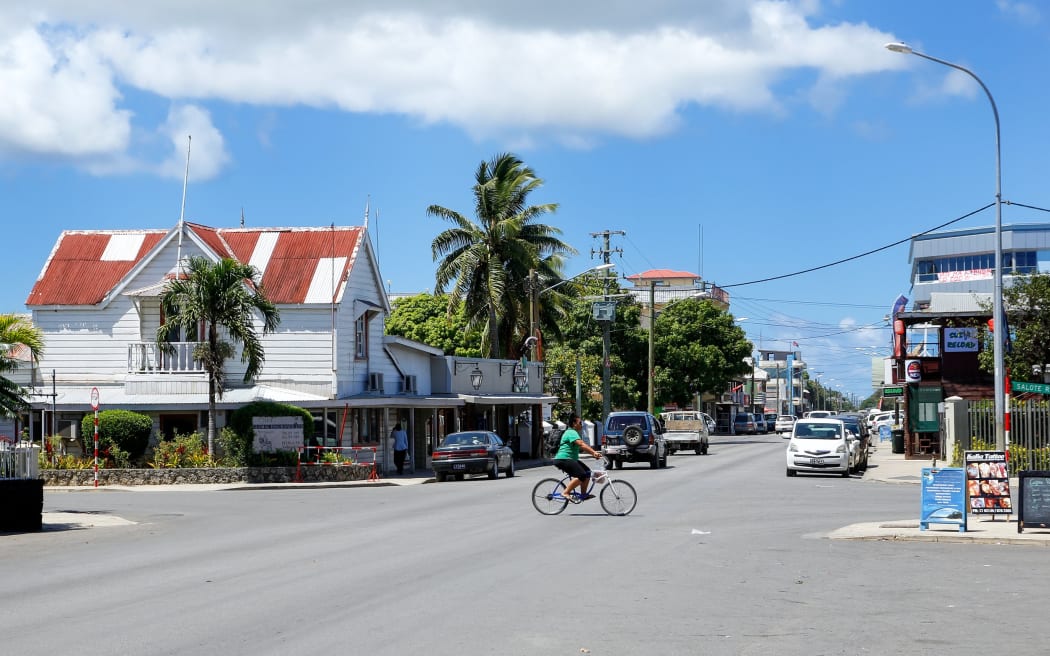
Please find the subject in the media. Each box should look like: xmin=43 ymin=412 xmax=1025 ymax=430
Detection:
xmin=252 ymin=416 xmax=304 ymax=453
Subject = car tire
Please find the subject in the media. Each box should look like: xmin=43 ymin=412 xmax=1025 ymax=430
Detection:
xmin=650 ymin=451 xmax=659 ymax=469
xmin=786 ymin=468 xmax=797 ymax=477
xmin=695 ymin=444 xmax=703 ymax=455
xmin=841 ymin=468 xmax=850 ymax=478
xmin=613 ymin=459 xmax=622 ymax=470
xmin=701 ymin=440 xmax=709 ymax=455
xmin=623 ymin=425 xmax=644 ymax=447
xmin=506 ymin=458 xmax=515 ymax=478
xmin=455 ymin=474 xmax=465 ymax=481
xmin=435 ymin=472 xmax=446 ymax=482
xmin=488 ymin=459 xmax=499 ymax=479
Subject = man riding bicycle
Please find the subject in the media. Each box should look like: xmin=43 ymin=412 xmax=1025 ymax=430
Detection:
xmin=553 ymin=414 xmax=603 ymax=503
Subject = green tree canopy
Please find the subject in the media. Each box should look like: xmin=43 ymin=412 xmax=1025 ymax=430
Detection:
xmin=980 ymin=272 xmax=1050 ymax=382
xmin=429 ymin=152 xmax=576 ymax=358
xmin=385 ymin=293 xmax=482 ymax=357
xmin=0 ymin=314 xmax=44 ymax=418
xmin=652 ymin=300 xmax=751 ymax=408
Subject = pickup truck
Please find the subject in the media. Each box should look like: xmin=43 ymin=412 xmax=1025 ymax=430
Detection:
xmin=660 ymin=411 xmax=710 ymax=455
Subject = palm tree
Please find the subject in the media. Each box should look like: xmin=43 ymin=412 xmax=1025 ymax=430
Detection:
xmin=429 ymin=152 xmax=576 ymax=358
xmin=0 ymin=314 xmax=44 ymax=418
xmin=157 ymin=257 xmax=280 ymax=456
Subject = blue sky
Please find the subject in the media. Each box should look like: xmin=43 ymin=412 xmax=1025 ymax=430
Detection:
xmin=1 ymin=1 xmax=1048 ymax=402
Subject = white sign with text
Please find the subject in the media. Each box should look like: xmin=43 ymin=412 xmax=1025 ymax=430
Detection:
xmin=943 ymin=327 xmax=978 ymax=352
xmin=252 ymin=416 xmax=304 ymax=453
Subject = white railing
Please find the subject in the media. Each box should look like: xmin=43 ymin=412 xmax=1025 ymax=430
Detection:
xmin=127 ymin=342 xmax=205 ymax=373
xmin=0 ymin=443 xmax=39 ymax=480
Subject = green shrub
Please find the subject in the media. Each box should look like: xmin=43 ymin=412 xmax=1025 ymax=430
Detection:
xmin=149 ymin=432 xmax=212 ymax=468
xmin=217 ymin=427 xmax=249 ymax=467
xmin=228 ymin=401 xmax=314 ymax=466
xmin=80 ymin=410 xmax=153 ymax=459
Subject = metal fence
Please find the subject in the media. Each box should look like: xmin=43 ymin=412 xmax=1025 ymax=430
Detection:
xmin=968 ymin=399 xmax=1050 ymax=472
xmin=0 ymin=442 xmax=40 ymax=480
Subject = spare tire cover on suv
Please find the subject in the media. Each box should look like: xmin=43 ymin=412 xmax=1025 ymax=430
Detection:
xmin=623 ymin=425 xmax=645 ymax=447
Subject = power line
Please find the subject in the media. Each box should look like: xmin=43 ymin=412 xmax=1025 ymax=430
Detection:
xmin=719 ymin=202 xmax=994 ymax=288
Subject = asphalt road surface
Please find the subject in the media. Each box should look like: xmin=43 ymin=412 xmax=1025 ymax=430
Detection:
xmin=3 ymin=435 xmax=1045 ymax=655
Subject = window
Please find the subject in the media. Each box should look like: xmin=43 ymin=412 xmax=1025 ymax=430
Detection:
xmin=355 ymin=315 xmax=367 ymax=359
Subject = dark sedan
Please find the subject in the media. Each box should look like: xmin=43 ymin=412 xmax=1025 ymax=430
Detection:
xmin=431 ymin=431 xmax=515 ymax=481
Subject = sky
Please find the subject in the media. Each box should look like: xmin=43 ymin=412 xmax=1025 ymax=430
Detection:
xmin=2 ymin=0 xmax=1049 ymax=403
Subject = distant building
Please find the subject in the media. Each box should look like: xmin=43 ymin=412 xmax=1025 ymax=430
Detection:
xmin=908 ymin=222 xmax=1050 ymax=311
xmin=624 ymin=269 xmax=730 ymax=328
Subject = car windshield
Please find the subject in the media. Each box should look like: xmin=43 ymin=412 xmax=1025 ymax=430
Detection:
xmin=793 ymin=423 xmax=842 ymax=439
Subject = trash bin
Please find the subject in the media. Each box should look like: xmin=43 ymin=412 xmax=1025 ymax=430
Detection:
xmin=891 ymin=429 xmax=905 ymax=454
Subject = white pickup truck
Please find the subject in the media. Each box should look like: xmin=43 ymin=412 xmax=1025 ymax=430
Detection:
xmin=660 ymin=411 xmax=710 ymax=455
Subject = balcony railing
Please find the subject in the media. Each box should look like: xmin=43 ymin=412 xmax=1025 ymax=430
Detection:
xmin=128 ymin=342 xmax=205 ymax=374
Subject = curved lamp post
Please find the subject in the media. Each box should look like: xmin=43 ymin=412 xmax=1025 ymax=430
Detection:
xmin=885 ymin=42 xmax=1005 ymax=449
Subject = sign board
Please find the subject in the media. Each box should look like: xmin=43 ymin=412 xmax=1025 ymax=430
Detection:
xmin=942 ymin=327 xmax=979 ymax=352
xmin=1012 ymin=380 xmax=1050 ymax=395
xmin=591 ymin=301 xmax=617 ymax=321
xmin=882 ymin=386 xmax=904 ymax=398
xmin=878 ymin=424 xmax=892 ymax=442
xmin=1018 ymin=471 xmax=1050 ymax=533
xmin=920 ymin=467 xmax=967 ymax=532
xmin=252 ymin=416 xmax=304 ymax=453
xmin=964 ymin=451 xmax=1012 ymax=515
xmin=904 ymin=359 xmax=922 ymax=382
xmin=90 ymin=387 xmax=100 ymax=411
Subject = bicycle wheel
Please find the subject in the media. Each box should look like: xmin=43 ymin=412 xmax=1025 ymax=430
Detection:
xmin=531 ymin=478 xmax=569 ymax=515
xmin=600 ymin=479 xmax=638 ymax=516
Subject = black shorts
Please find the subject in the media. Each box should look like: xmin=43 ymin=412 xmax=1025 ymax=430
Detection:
xmin=554 ymin=458 xmax=591 ymax=480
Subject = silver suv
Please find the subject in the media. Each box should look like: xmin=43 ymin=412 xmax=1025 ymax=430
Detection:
xmin=601 ymin=411 xmax=668 ymax=469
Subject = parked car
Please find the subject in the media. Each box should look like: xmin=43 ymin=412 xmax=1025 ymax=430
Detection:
xmin=601 ymin=411 xmax=669 ymax=469
xmin=732 ymin=412 xmax=757 ymax=435
xmin=753 ymin=414 xmax=768 ymax=434
xmin=837 ymin=415 xmax=868 ymax=472
xmin=699 ymin=412 xmax=717 ymax=434
xmin=785 ymin=418 xmax=852 ymax=477
xmin=774 ymin=415 xmax=796 ymax=437
xmin=764 ymin=413 xmax=778 ymax=431
xmin=431 ymin=431 xmax=515 ymax=482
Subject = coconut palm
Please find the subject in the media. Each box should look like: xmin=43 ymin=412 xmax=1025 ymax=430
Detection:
xmin=429 ymin=153 xmax=576 ymax=358
xmin=0 ymin=314 xmax=45 ymax=418
xmin=157 ymin=256 xmax=280 ymax=456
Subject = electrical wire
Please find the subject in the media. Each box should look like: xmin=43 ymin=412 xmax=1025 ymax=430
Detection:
xmin=718 ymin=202 xmax=994 ymax=288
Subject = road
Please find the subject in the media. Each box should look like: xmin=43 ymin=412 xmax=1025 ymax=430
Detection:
xmin=3 ymin=435 xmax=1045 ymax=655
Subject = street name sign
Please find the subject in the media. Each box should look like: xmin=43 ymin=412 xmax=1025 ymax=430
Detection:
xmin=1012 ymin=381 xmax=1050 ymax=395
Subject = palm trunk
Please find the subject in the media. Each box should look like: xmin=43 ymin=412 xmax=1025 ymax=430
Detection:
xmin=207 ymin=376 xmax=217 ymax=458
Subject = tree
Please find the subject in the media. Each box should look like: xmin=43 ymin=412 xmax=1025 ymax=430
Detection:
xmin=157 ymin=256 xmax=280 ymax=457
xmin=652 ymin=300 xmax=751 ymax=408
xmin=429 ymin=152 xmax=576 ymax=359
xmin=0 ymin=314 xmax=44 ymax=418
xmin=542 ymin=275 xmax=647 ymax=417
xmin=978 ymin=272 xmax=1050 ymax=382
xmin=385 ymin=293 xmax=482 ymax=356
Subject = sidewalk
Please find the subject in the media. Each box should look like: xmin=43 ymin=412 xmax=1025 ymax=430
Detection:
xmin=833 ymin=440 xmax=1050 ymax=546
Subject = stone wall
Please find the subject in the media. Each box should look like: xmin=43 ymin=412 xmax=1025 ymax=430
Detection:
xmin=42 ymin=464 xmax=376 ymax=486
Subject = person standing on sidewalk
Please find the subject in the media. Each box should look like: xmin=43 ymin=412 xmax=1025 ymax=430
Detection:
xmin=391 ymin=423 xmax=409 ymax=475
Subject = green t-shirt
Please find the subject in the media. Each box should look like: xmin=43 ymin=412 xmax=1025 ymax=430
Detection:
xmin=555 ymin=428 xmax=582 ymax=460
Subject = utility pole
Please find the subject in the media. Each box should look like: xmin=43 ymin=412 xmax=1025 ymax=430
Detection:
xmin=528 ymin=269 xmax=539 ymax=360
xmin=648 ymin=279 xmax=656 ymax=414
xmin=591 ymin=230 xmax=624 ymax=426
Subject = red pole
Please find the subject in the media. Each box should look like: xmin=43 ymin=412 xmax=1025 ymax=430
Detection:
xmin=93 ymin=409 xmax=99 ymax=488
xmin=1004 ymin=369 xmax=1011 ymax=459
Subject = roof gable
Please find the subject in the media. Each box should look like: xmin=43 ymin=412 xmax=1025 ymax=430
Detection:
xmin=28 ymin=223 xmax=367 ymax=307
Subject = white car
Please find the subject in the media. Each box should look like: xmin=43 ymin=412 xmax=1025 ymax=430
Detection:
xmin=774 ymin=415 xmax=796 ymax=437
xmin=786 ymin=418 xmax=852 ymax=477
xmin=803 ymin=410 xmax=834 ymax=419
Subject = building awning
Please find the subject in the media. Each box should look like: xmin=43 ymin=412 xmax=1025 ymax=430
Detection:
xmin=458 ymin=393 xmax=558 ymax=405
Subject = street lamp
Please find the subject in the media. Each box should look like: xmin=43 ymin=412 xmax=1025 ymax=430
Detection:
xmin=885 ymin=41 xmax=1006 ymax=450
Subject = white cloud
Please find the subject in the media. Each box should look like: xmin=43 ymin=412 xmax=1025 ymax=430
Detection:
xmin=0 ymin=1 xmax=903 ymax=175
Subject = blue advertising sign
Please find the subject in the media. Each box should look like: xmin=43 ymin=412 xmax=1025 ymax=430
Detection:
xmin=878 ymin=424 xmax=891 ymax=442
xmin=920 ymin=467 xmax=967 ymax=532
